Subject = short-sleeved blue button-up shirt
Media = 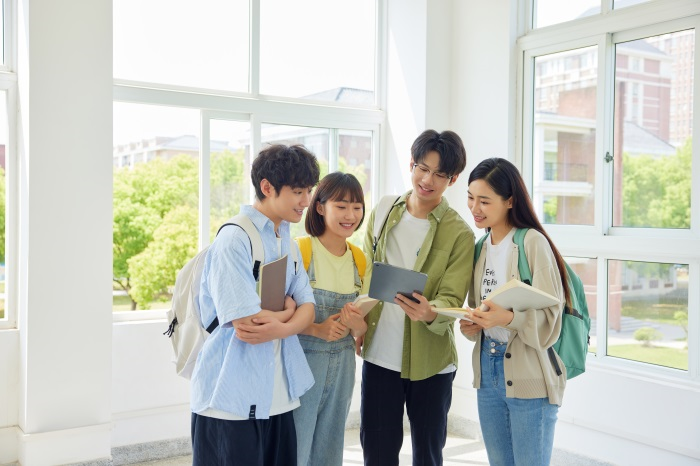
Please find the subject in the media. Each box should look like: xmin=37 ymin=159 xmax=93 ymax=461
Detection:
xmin=190 ymin=205 xmax=315 ymax=419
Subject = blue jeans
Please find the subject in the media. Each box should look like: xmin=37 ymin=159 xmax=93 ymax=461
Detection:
xmin=477 ymin=337 xmax=558 ymax=466
xmin=294 ymin=288 xmax=357 ymax=466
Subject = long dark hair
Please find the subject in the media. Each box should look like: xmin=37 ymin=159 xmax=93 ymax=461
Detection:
xmin=468 ymin=157 xmax=571 ymax=305
xmin=305 ymin=172 xmax=365 ymax=237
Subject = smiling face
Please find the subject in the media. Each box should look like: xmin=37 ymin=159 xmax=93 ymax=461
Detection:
xmin=467 ymin=178 xmax=513 ymax=235
xmin=317 ymin=197 xmax=364 ymax=240
xmin=410 ymin=150 xmax=458 ymax=207
xmin=262 ymin=181 xmax=314 ymax=227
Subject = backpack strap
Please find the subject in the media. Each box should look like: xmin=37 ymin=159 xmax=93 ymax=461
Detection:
xmin=219 ymin=214 xmax=265 ymax=281
xmin=297 ymin=236 xmax=313 ymax=272
xmin=372 ymin=195 xmax=401 ymax=253
xmin=348 ymin=242 xmax=366 ymax=283
xmin=512 ymin=228 xmax=533 ymax=285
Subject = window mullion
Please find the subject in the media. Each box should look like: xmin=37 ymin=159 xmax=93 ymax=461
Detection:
xmin=250 ymin=0 xmax=260 ymax=97
xmin=199 ymin=115 xmax=211 ymax=251
xmin=329 ymin=128 xmax=338 ymax=173
xmin=600 ymin=32 xmax=615 ymax=236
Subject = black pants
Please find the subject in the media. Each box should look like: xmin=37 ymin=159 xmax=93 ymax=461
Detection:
xmin=360 ymin=361 xmax=455 ymax=466
xmin=191 ymin=411 xmax=297 ymax=466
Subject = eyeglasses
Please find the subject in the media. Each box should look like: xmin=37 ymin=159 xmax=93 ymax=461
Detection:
xmin=412 ymin=163 xmax=452 ymax=182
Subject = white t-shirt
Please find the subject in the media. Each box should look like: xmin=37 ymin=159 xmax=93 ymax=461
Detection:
xmin=481 ymin=229 xmax=515 ymax=343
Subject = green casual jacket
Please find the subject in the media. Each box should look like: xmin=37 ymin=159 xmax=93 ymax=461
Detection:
xmin=361 ymin=191 xmax=475 ymax=381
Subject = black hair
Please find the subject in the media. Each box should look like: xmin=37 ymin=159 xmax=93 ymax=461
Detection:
xmin=306 ymin=172 xmax=365 ymax=236
xmin=411 ymin=129 xmax=467 ymax=177
xmin=468 ymin=157 xmax=571 ymax=305
xmin=251 ymin=144 xmax=320 ymax=201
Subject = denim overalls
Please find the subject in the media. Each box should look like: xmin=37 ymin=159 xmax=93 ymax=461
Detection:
xmin=292 ymin=250 xmax=361 ymax=466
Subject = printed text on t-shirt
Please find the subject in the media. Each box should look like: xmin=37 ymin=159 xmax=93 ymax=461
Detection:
xmin=481 ymin=268 xmax=498 ymax=301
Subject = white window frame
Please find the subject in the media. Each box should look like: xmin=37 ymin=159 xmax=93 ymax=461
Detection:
xmin=0 ymin=0 xmax=17 ymax=329
xmin=112 ymin=0 xmax=386 ymax=321
xmin=517 ymin=0 xmax=700 ymax=383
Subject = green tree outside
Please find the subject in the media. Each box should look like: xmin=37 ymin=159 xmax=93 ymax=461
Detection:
xmin=113 ymin=149 xmax=369 ymax=310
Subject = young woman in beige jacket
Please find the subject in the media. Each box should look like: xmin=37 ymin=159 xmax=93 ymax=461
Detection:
xmin=460 ymin=157 xmax=569 ymax=466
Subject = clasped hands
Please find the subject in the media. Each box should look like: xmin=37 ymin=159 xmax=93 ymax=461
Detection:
xmin=314 ymin=302 xmax=366 ymax=343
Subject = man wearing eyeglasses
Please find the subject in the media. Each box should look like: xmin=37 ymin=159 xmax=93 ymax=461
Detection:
xmin=357 ymin=129 xmax=475 ymax=466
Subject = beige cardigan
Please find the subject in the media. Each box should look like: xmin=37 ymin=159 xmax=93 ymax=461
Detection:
xmin=466 ymin=228 xmax=567 ymax=406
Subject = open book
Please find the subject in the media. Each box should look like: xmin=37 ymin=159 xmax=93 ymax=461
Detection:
xmin=433 ymin=307 xmax=473 ymax=321
xmin=433 ymin=279 xmax=560 ymax=321
xmin=480 ymin=278 xmax=559 ymax=312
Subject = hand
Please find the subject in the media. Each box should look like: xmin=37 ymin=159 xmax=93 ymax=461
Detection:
xmin=315 ymin=313 xmax=350 ymax=342
xmin=340 ymin=303 xmax=365 ymax=332
xmin=234 ymin=316 xmax=288 ymax=344
xmin=467 ymin=299 xmax=514 ymax=329
xmin=459 ymin=313 xmax=483 ymax=337
xmin=394 ymin=292 xmax=437 ymax=323
xmin=355 ymin=334 xmax=364 ymax=356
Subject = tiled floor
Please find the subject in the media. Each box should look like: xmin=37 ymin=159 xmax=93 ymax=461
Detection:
xmin=131 ymin=429 xmax=490 ymax=465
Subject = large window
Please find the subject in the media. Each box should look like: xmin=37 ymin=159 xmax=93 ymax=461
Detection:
xmin=113 ymin=0 xmax=250 ymax=93
xmin=113 ymin=2 xmax=382 ymax=313
xmin=259 ymin=0 xmax=376 ymax=104
xmin=521 ymin=0 xmax=699 ymax=378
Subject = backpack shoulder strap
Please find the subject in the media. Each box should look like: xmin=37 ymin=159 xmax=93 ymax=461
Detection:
xmin=296 ymin=236 xmax=312 ymax=272
xmin=513 ymin=228 xmax=533 ymax=285
xmin=473 ymin=232 xmax=490 ymax=266
xmin=348 ymin=242 xmax=366 ymax=282
xmin=372 ymin=195 xmax=401 ymax=253
xmin=218 ymin=214 xmax=265 ymax=280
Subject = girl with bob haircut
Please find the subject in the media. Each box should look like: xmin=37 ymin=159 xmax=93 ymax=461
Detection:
xmin=460 ymin=157 xmax=569 ymax=466
xmin=293 ymin=171 xmax=369 ymax=466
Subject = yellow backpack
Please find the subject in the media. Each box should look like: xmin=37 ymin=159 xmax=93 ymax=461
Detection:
xmin=296 ymin=236 xmax=366 ymax=284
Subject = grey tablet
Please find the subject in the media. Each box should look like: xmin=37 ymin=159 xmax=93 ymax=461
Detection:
xmin=368 ymin=262 xmax=428 ymax=304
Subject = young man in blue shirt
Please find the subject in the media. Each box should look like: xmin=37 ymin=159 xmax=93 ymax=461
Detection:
xmin=190 ymin=144 xmax=321 ymax=466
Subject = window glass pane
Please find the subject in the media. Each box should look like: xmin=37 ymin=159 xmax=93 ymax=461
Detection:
xmin=209 ymin=120 xmax=251 ymax=242
xmin=260 ymin=0 xmax=375 ymax=105
xmin=535 ymin=0 xmax=598 ymax=28
xmin=613 ymin=30 xmax=694 ymax=229
xmin=607 ymin=260 xmax=688 ymax=370
xmin=261 ymin=124 xmax=330 ymax=240
xmin=0 ymin=92 xmax=6 ymax=320
xmin=566 ymin=257 xmax=598 ymax=352
xmin=114 ymin=0 xmax=249 ymax=92
xmin=338 ymin=129 xmax=373 ymax=247
xmin=113 ymin=103 xmax=200 ymax=312
xmin=533 ymin=47 xmax=597 ymax=225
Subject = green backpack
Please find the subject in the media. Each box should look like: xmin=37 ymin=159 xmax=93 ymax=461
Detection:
xmin=474 ymin=228 xmax=591 ymax=379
